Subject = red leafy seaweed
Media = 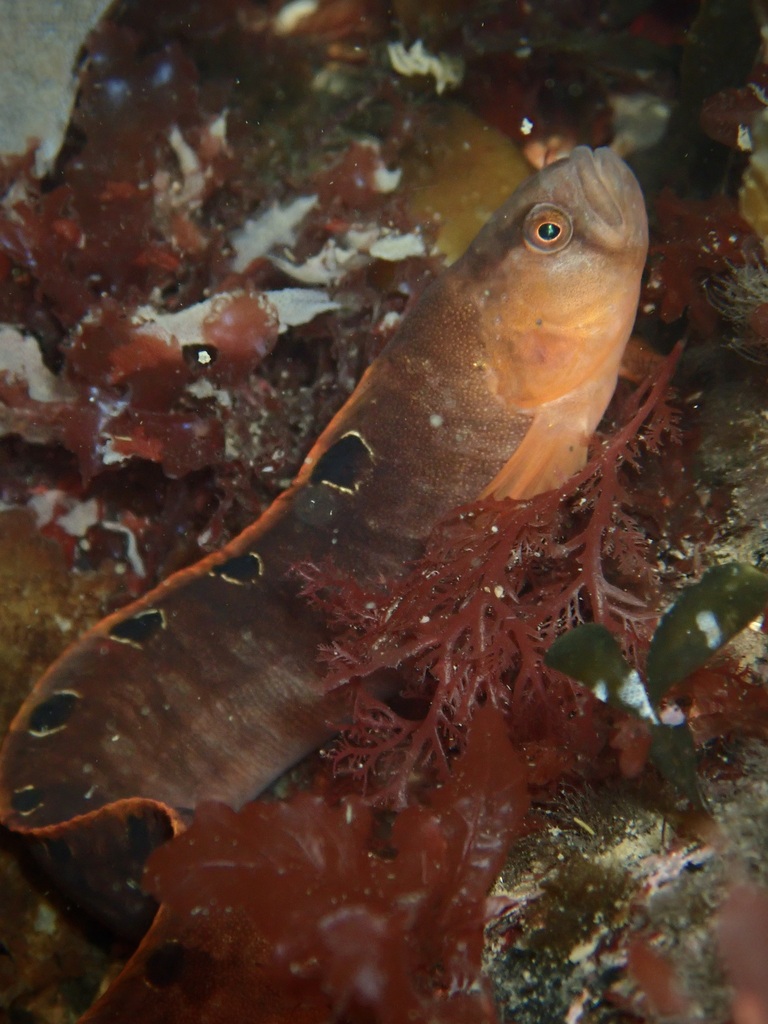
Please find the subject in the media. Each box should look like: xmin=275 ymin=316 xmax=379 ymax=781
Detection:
xmin=646 ymin=191 xmax=758 ymax=334
xmin=146 ymin=705 xmax=528 ymax=1024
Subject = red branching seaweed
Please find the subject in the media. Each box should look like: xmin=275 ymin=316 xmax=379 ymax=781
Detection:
xmin=298 ymin=350 xmax=682 ymax=804
xmin=146 ymin=705 xmax=528 ymax=1024
xmin=647 ymin=191 xmax=758 ymax=334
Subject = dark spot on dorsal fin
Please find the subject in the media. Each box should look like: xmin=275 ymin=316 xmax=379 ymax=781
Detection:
xmin=210 ymin=551 xmax=264 ymax=585
xmin=11 ymin=785 xmax=43 ymax=815
xmin=145 ymin=940 xmax=185 ymax=988
xmin=109 ymin=608 xmax=166 ymax=648
xmin=28 ymin=690 xmax=80 ymax=737
xmin=310 ymin=431 xmax=374 ymax=493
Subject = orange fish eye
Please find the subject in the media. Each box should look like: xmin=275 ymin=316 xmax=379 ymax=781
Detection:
xmin=523 ymin=204 xmax=573 ymax=253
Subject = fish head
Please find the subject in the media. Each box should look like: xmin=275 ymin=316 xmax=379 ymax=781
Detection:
xmin=459 ymin=145 xmax=649 ymax=409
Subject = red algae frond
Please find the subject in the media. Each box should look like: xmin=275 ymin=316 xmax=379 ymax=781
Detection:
xmin=145 ymin=705 xmax=527 ymax=1024
xmin=298 ymin=350 xmax=682 ymax=806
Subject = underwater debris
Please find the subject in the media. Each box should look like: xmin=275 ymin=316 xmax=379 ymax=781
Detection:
xmin=387 ymin=39 xmax=464 ymax=95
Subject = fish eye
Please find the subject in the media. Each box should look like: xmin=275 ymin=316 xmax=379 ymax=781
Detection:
xmin=523 ymin=204 xmax=573 ymax=253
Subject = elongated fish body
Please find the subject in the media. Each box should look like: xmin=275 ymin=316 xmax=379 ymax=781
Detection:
xmin=0 ymin=147 xmax=648 ymax=933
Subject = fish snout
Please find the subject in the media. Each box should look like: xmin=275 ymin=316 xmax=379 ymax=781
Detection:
xmin=571 ymin=146 xmax=648 ymax=252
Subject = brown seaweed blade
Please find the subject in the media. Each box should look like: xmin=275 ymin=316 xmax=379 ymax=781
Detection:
xmin=0 ymin=148 xmax=648 ymax=936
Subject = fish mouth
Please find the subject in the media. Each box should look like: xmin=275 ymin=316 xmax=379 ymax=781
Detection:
xmin=569 ymin=146 xmax=648 ymax=248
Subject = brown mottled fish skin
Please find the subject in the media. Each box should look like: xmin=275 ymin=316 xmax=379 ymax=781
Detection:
xmin=0 ymin=147 xmax=647 ymax=933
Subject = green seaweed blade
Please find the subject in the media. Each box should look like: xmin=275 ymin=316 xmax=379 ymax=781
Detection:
xmin=645 ymin=563 xmax=768 ymax=703
xmin=545 ymin=623 xmax=657 ymax=722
